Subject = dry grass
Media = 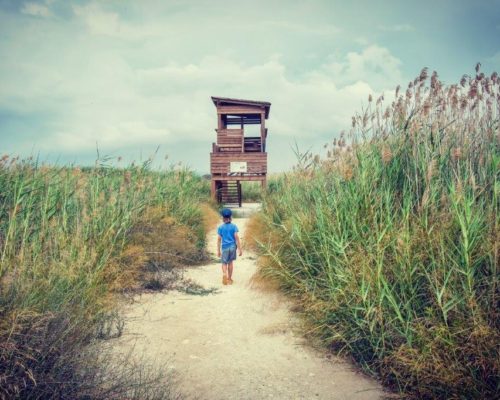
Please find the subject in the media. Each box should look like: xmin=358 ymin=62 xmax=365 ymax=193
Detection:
xmin=258 ymin=322 xmax=290 ymax=335
xmin=244 ymin=212 xmax=267 ymax=252
xmin=246 ymin=213 xmax=283 ymax=294
xmin=200 ymin=203 xmax=220 ymax=233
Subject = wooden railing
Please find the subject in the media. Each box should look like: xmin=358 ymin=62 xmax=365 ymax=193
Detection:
xmin=215 ymin=129 xmax=244 ymax=152
xmin=213 ymin=129 xmax=265 ymax=153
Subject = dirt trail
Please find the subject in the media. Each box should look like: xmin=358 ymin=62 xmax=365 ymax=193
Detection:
xmin=114 ymin=205 xmax=384 ymax=399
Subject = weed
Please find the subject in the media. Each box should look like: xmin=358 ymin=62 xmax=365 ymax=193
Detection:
xmin=177 ymin=279 xmax=218 ymax=296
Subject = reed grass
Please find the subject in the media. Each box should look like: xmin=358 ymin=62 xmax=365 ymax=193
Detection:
xmin=0 ymin=157 xmax=209 ymax=399
xmin=252 ymin=65 xmax=499 ymax=398
xmin=241 ymin=181 xmax=263 ymax=202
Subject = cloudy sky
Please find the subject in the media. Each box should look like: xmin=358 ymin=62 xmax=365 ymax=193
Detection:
xmin=1 ymin=0 xmax=499 ymax=172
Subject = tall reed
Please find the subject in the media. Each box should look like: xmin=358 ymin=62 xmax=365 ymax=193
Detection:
xmin=0 ymin=157 xmax=209 ymax=398
xmin=254 ymin=65 xmax=499 ymax=398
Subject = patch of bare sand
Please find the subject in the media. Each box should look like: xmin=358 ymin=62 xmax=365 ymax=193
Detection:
xmin=113 ymin=212 xmax=384 ymax=400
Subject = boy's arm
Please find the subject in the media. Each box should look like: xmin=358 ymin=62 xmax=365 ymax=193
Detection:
xmin=217 ymin=236 xmax=221 ymax=257
xmin=235 ymin=232 xmax=242 ymax=256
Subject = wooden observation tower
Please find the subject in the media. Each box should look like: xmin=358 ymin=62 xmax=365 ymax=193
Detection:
xmin=210 ymin=97 xmax=271 ymax=206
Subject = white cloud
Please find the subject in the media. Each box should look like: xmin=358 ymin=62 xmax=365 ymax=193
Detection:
xmin=15 ymin=54 xmax=391 ymax=157
xmin=262 ymin=20 xmax=339 ymax=36
xmin=72 ymin=3 xmax=155 ymax=39
xmin=73 ymin=3 xmax=122 ymax=37
xmin=1 ymin=1 xmax=405 ymax=171
xmin=354 ymin=37 xmax=370 ymax=46
xmin=322 ymin=45 xmax=403 ymax=91
xmin=21 ymin=2 xmax=52 ymax=18
xmin=378 ymin=24 xmax=414 ymax=32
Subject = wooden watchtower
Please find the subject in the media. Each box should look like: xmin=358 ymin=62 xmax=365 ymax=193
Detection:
xmin=210 ymin=97 xmax=271 ymax=206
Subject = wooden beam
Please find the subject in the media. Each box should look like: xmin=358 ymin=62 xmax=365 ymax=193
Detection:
xmin=217 ymin=105 xmax=263 ymax=114
xmin=217 ymin=128 xmax=243 ymax=135
xmin=226 ymin=121 xmax=261 ymax=125
xmin=238 ymin=181 xmax=242 ymax=207
xmin=211 ymin=153 xmax=267 ymax=160
xmin=211 ymin=175 xmax=266 ymax=182
xmin=218 ymin=111 xmax=261 ymax=117
xmin=260 ymin=112 xmax=265 ymax=151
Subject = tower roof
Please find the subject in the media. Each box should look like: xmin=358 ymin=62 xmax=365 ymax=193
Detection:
xmin=211 ymin=96 xmax=271 ymax=119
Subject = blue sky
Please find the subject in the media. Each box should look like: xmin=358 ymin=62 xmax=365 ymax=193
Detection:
xmin=1 ymin=0 xmax=499 ymax=172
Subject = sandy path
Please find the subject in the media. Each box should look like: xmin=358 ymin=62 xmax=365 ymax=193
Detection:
xmin=114 ymin=208 xmax=384 ymax=399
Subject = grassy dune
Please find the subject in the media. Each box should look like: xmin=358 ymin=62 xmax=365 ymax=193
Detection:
xmin=0 ymin=159 xmax=211 ymax=399
xmin=250 ymin=66 xmax=499 ymax=398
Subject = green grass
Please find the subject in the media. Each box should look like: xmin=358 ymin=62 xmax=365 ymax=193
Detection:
xmin=241 ymin=181 xmax=263 ymax=202
xmin=0 ymin=157 xmax=209 ymax=398
xmin=253 ymin=66 xmax=499 ymax=399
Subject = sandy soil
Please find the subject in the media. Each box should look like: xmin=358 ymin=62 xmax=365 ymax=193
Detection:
xmin=113 ymin=206 xmax=384 ymax=399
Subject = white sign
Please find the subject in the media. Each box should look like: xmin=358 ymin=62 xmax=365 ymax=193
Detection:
xmin=230 ymin=161 xmax=247 ymax=173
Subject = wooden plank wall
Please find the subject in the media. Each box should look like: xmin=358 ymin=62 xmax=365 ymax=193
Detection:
xmin=210 ymin=153 xmax=267 ymax=174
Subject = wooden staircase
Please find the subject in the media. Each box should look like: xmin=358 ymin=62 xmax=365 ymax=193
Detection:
xmin=217 ymin=181 xmax=241 ymax=207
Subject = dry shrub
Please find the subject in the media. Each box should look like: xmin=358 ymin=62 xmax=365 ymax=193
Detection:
xmin=244 ymin=212 xmax=268 ymax=252
xmin=245 ymin=212 xmax=287 ymax=293
xmin=200 ymin=202 xmax=220 ymax=233
xmin=105 ymin=206 xmax=210 ymax=293
xmin=105 ymin=244 xmax=148 ymax=291
xmin=383 ymin=323 xmax=500 ymax=399
xmin=0 ymin=309 xmax=89 ymax=399
xmin=0 ymin=308 xmax=180 ymax=399
xmin=133 ymin=208 xmax=204 ymax=267
xmin=248 ymin=271 xmax=282 ymax=293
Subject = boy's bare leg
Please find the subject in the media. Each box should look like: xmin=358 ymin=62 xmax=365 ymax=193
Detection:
xmin=228 ymin=261 xmax=234 ymax=280
xmin=221 ymin=264 xmax=228 ymax=278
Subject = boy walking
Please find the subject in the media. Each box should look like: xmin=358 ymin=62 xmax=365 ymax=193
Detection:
xmin=217 ymin=208 xmax=242 ymax=285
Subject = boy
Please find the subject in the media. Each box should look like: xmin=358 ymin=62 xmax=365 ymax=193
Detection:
xmin=217 ymin=208 xmax=242 ymax=285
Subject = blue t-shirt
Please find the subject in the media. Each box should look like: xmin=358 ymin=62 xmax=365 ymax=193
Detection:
xmin=217 ymin=222 xmax=239 ymax=250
